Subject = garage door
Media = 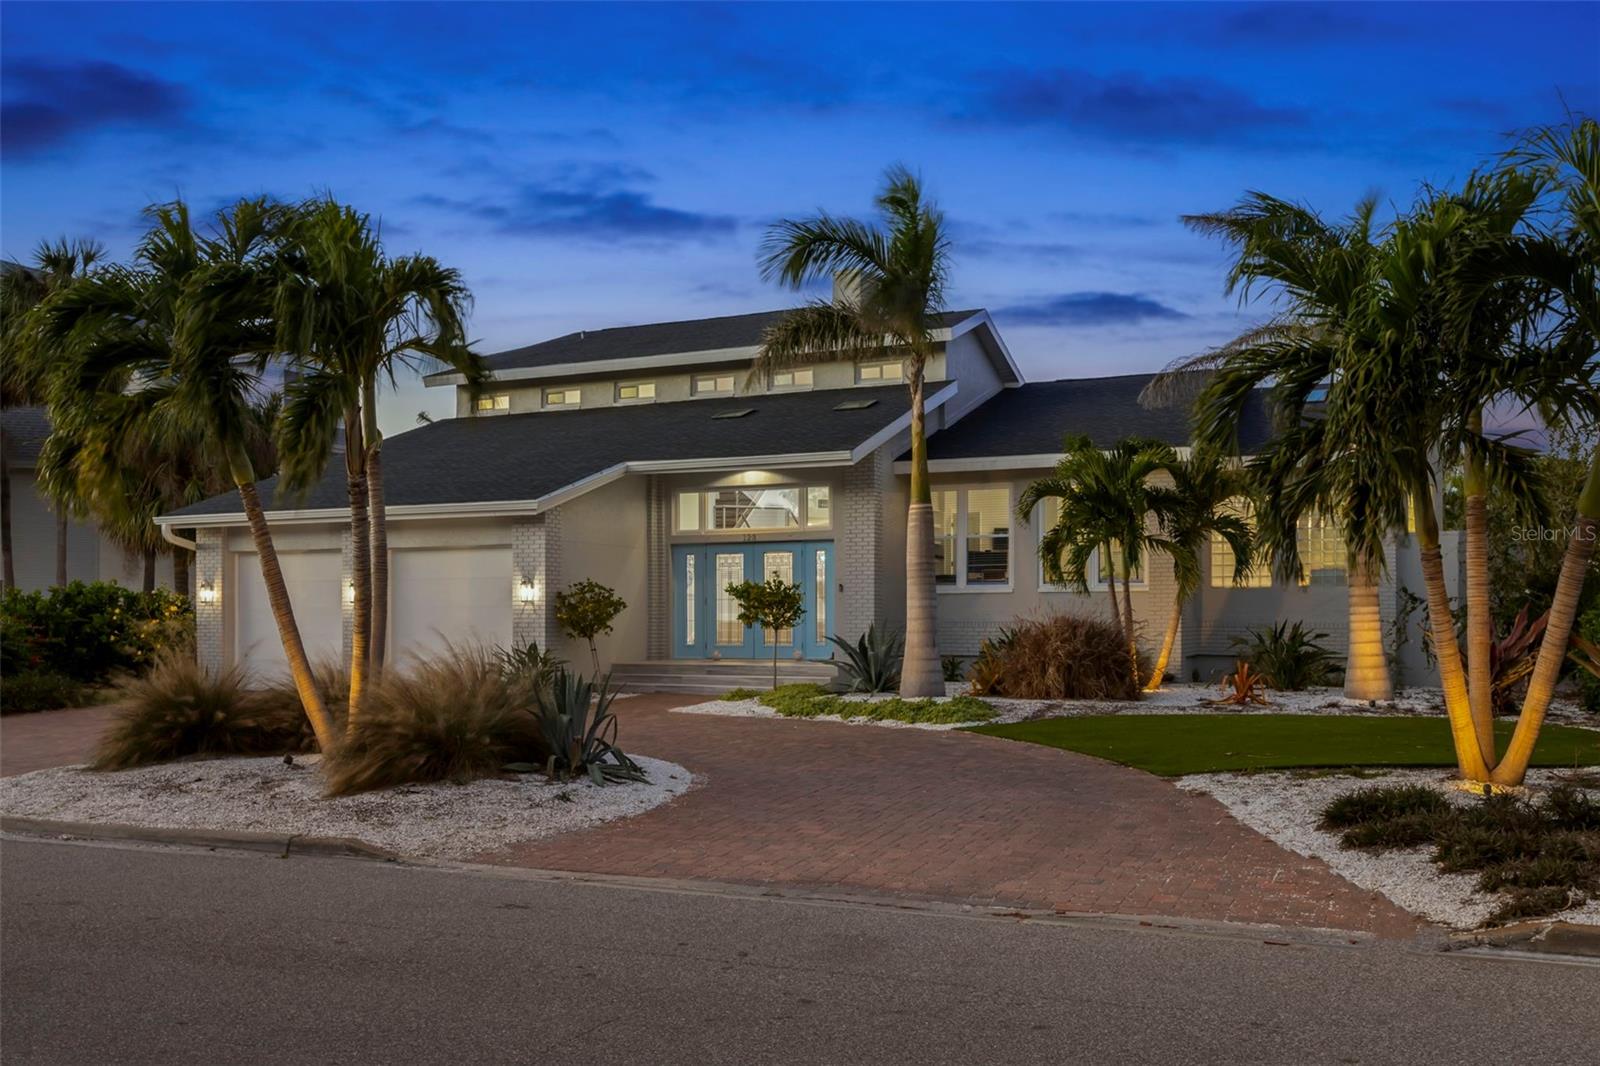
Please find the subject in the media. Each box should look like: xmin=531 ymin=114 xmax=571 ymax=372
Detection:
xmin=388 ymin=547 xmax=513 ymax=664
xmin=233 ymin=551 xmax=344 ymax=678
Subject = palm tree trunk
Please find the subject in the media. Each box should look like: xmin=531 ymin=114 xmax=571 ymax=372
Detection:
xmin=235 ymin=472 xmax=337 ymax=752
xmin=141 ymin=549 xmax=156 ymax=592
xmin=1463 ymin=413 xmax=1495 ymax=757
xmin=1103 ymin=545 xmax=1124 ymax=638
xmin=1413 ymin=498 xmax=1490 ymax=780
xmin=1343 ymin=550 xmax=1395 ymax=704
xmin=1 ymin=456 xmax=14 ymax=589
xmin=1492 ymin=451 xmax=1600 ymax=786
xmin=363 ymin=378 xmax=388 ymax=673
xmin=1121 ymin=565 xmax=1138 ymax=682
xmin=900 ymin=365 xmax=942 ymax=698
xmin=173 ymin=548 xmax=189 ymax=598
xmin=344 ymin=408 xmax=371 ymax=724
xmin=1147 ymin=596 xmax=1183 ymax=690
xmin=54 ymin=509 xmax=67 ymax=586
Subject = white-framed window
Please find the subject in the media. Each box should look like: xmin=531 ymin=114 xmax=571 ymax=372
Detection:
xmin=1034 ymin=497 xmax=1144 ymax=589
xmin=615 ymin=381 xmax=656 ymax=403
xmin=1210 ymin=497 xmax=1271 ymax=589
xmin=857 ymin=360 xmax=903 ymax=384
xmin=543 ymin=387 xmax=580 ymax=409
xmin=1092 ymin=543 xmax=1144 ymax=588
xmin=693 ymin=373 xmax=735 ymax=396
xmin=474 ymin=393 xmax=511 ymax=415
xmin=1297 ymin=513 xmax=1347 ymax=586
xmin=673 ymin=486 xmax=832 ymax=534
xmin=931 ymin=486 xmax=1011 ymax=589
xmin=771 ymin=368 xmax=814 ymax=390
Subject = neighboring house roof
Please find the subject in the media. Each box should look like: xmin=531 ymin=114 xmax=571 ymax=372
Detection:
xmin=0 ymin=406 xmax=52 ymax=464
xmin=917 ymin=374 xmax=1274 ymax=468
xmin=162 ymin=383 xmax=957 ymax=524
xmin=424 ymin=307 xmax=984 ymax=384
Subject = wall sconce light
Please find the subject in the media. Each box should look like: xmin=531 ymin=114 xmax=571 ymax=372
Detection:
xmin=198 ymin=582 xmax=217 ymax=604
xmin=344 ymin=581 xmax=356 ymax=605
xmin=518 ymin=579 xmax=539 ymax=604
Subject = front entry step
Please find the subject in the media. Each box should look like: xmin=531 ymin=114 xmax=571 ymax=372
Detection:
xmin=611 ymin=660 xmax=838 ymax=696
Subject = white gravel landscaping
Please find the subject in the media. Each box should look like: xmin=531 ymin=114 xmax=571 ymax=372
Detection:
xmin=1177 ymin=768 xmax=1600 ymax=930
xmin=0 ymin=754 xmax=693 ymax=860
xmin=671 ymin=690 xmax=1054 ymax=730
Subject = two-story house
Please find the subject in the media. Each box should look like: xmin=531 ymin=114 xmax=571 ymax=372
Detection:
xmin=160 ymin=304 xmax=1451 ymax=690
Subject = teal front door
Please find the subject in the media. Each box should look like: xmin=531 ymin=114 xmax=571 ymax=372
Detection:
xmin=672 ymin=542 xmax=834 ymax=659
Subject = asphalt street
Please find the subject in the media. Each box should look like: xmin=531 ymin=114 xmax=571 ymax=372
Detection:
xmin=2 ymin=837 xmax=1596 ymax=1065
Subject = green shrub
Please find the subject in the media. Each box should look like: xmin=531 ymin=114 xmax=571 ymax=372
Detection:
xmin=829 ymin=624 xmax=902 ymax=693
xmin=93 ymin=654 xmax=313 ymax=770
xmin=1 ymin=581 xmax=192 ymax=683
xmin=753 ymin=683 xmax=995 ymax=724
xmin=942 ymin=655 xmax=966 ymax=683
xmin=323 ymin=646 xmax=544 ymax=796
xmin=1545 ymin=785 xmax=1600 ymax=832
xmin=722 ymin=687 xmax=764 ymax=700
xmin=1319 ymin=784 xmax=1452 ymax=829
xmin=0 ymin=670 xmax=87 ymax=714
xmin=1232 ymin=621 xmax=1341 ymax=690
xmin=1487 ymin=886 xmax=1581 ymax=926
xmin=969 ymin=613 xmax=1141 ymax=700
xmin=553 ymin=580 xmax=627 ymax=674
xmin=1574 ymin=605 xmax=1600 ymax=714
xmin=495 ymin=640 xmax=564 ymax=690
xmin=1339 ymin=812 xmax=1450 ymax=851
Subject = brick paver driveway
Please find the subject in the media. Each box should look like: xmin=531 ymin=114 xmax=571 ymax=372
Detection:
xmin=3 ymin=695 xmax=1420 ymax=938
xmin=485 ymin=695 xmax=1422 ymax=939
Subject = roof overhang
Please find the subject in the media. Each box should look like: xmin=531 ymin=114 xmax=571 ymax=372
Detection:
xmin=159 ymin=383 xmax=959 ymax=528
xmin=897 ymin=442 xmax=1192 ymax=475
xmin=947 ymin=310 xmax=1022 ymax=385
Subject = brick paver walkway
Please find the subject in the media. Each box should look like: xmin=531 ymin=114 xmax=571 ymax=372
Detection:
xmin=2 ymin=695 xmax=1421 ymax=938
xmin=485 ymin=695 xmax=1422 ymax=939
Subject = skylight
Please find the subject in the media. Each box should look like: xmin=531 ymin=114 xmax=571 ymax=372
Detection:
xmin=833 ymin=399 xmax=879 ymax=411
xmin=712 ymin=408 xmax=755 ymax=419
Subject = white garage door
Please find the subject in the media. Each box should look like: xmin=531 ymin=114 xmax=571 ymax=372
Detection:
xmin=233 ymin=551 xmax=344 ymax=678
xmin=388 ymin=547 xmax=513 ymax=664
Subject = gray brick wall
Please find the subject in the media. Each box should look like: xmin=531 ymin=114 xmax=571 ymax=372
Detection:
xmin=511 ymin=512 xmax=561 ymax=650
xmin=194 ymin=528 xmax=225 ymax=671
xmin=645 ymin=476 xmax=670 ymax=658
xmin=837 ymin=451 xmax=885 ymax=641
xmin=340 ymin=528 xmax=355 ymax=661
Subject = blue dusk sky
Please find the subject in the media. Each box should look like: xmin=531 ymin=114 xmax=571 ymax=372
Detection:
xmin=3 ymin=1 xmax=1596 ymax=434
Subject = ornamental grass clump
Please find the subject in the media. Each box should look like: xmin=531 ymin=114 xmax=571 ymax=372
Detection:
xmin=968 ymin=613 xmax=1142 ymax=700
xmin=322 ymin=646 xmax=545 ymax=797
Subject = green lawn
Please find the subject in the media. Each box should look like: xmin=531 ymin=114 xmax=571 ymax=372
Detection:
xmin=966 ymin=714 xmax=1600 ymax=777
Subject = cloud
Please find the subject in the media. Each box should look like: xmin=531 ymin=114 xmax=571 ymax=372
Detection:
xmin=995 ymin=292 xmax=1187 ymax=326
xmin=1210 ymin=3 xmax=1373 ymax=43
xmin=966 ymin=68 xmax=1309 ymax=146
xmin=416 ymin=163 xmax=738 ymax=242
xmin=964 ymin=239 xmax=1084 ymax=264
xmin=1 ymin=60 xmax=189 ymax=156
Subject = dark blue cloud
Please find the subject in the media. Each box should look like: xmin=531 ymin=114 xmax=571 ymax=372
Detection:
xmin=996 ymin=292 xmax=1187 ymax=326
xmin=416 ymin=164 xmax=737 ymax=242
xmin=1209 ymin=3 xmax=1374 ymax=44
xmin=969 ymin=68 xmax=1309 ymax=146
xmin=2 ymin=60 xmax=189 ymax=157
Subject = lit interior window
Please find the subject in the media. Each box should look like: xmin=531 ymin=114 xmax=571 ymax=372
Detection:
xmin=475 ymin=394 xmax=511 ymax=413
xmin=544 ymin=388 xmax=580 ymax=408
xmin=694 ymin=374 xmax=735 ymax=395
xmin=772 ymin=369 xmax=814 ymax=389
xmin=857 ymin=360 xmax=903 ymax=383
xmin=617 ymin=381 xmax=656 ymax=402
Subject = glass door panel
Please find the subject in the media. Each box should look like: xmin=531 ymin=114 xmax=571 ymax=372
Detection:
xmin=760 ymin=550 xmax=795 ymax=648
xmin=713 ymin=552 xmax=747 ymax=652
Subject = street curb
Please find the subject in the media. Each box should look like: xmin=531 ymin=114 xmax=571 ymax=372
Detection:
xmin=1450 ymin=920 xmax=1600 ymax=958
xmin=0 ymin=816 xmax=399 ymax=862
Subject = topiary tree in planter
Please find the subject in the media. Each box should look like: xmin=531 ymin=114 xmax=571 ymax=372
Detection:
xmin=553 ymin=580 xmax=627 ymax=674
xmin=726 ymin=574 xmax=806 ymax=689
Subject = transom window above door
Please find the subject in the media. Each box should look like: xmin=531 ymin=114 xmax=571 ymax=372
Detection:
xmin=675 ymin=485 xmax=832 ymax=533
xmin=543 ymin=387 xmax=580 ymax=409
xmin=615 ymin=381 xmax=656 ymax=403
xmin=693 ymin=373 xmax=736 ymax=396
xmin=856 ymin=360 xmax=903 ymax=384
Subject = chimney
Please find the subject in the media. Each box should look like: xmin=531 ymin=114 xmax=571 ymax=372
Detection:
xmin=832 ymin=271 xmax=864 ymax=308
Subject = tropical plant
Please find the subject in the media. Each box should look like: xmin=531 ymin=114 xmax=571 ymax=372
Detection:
xmin=725 ymin=573 xmax=806 ymax=688
xmin=0 ymin=581 xmax=191 ymax=683
xmin=1 ymin=238 xmax=105 ymax=588
xmin=323 ymin=646 xmax=542 ymax=796
xmin=967 ymin=612 xmax=1141 ymax=701
xmin=828 ymin=623 xmax=902 ymax=693
xmin=552 ymin=579 xmax=627 ymax=674
xmin=1573 ymin=605 xmax=1600 ymax=714
xmin=941 ymin=655 xmax=966 ymax=683
xmin=1231 ymin=621 xmax=1342 ymax=691
xmin=1143 ymin=449 xmax=1253 ymax=689
xmin=1211 ymin=660 xmax=1269 ymax=706
xmin=516 ymin=669 xmax=646 ymax=785
xmin=754 ymin=165 xmax=951 ymax=696
xmin=1485 ymin=606 xmax=1549 ymax=715
xmin=273 ymin=197 xmax=485 ymax=718
xmin=496 ymin=640 xmax=565 ymax=690
xmin=1018 ymin=434 xmax=1175 ymax=688
xmin=37 ymin=198 xmax=339 ymax=750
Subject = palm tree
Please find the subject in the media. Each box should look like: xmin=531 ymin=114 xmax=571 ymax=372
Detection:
xmin=273 ymin=198 xmax=483 ymax=718
xmin=1 ymin=239 xmax=105 ymax=587
xmin=42 ymin=199 xmax=339 ymax=751
xmin=1144 ymin=449 xmax=1254 ymax=690
xmin=1018 ymin=435 xmax=1176 ymax=688
xmin=754 ymin=166 xmax=952 ymax=697
xmin=1149 ymin=194 xmax=1400 ymax=704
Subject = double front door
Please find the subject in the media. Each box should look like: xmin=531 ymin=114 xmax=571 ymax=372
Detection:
xmin=672 ymin=541 xmax=834 ymax=659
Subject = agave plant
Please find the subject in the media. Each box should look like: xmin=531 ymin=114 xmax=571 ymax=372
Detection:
xmin=511 ymin=669 xmax=647 ymax=785
xmin=828 ymin=624 xmax=903 ymax=693
xmin=1211 ymin=660 xmax=1270 ymax=707
xmin=495 ymin=640 xmax=565 ymax=690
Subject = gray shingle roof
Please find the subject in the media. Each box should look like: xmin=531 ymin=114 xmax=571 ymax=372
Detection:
xmin=455 ymin=308 xmax=981 ymax=377
xmin=921 ymin=374 xmax=1273 ymax=459
xmin=166 ymin=386 xmax=921 ymax=519
xmin=0 ymin=406 xmax=52 ymax=463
